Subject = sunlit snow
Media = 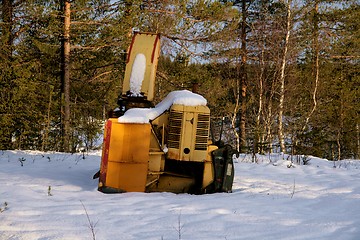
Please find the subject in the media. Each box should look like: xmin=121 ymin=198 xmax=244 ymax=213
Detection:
xmin=129 ymin=53 xmax=146 ymax=97
xmin=1 ymin=150 xmax=359 ymax=240
xmin=118 ymin=90 xmax=207 ymax=123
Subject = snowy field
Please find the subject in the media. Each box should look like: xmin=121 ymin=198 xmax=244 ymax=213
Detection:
xmin=1 ymin=150 xmax=359 ymax=240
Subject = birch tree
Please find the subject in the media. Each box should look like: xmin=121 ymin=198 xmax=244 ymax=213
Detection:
xmin=278 ymin=0 xmax=292 ymax=153
xmin=301 ymin=0 xmax=319 ymax=132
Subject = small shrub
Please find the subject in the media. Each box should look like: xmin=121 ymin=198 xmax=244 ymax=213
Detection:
xmin=0 ymin=202 xmax=8 ymax=213
xmin=302 ymin=155 xmax=311 ymax=165
xmin=48 ymin=186 xmax=53 ymax=196
xmin=18 ymin=157 xmax=26 ymax=166
xmin=80 ymin=200 xmax=97 ymax=240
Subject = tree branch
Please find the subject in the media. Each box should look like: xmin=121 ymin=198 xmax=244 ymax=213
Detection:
xmin=330 ymin=55 xmax=359 ymax=59
xmin=71 ymin=43 xmax=124 ymax=50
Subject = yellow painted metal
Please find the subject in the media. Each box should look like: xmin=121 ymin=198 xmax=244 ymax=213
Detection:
xmin=146 ymin=175 xmax=195 ymax=193
xmin=102 ymin=119 xmax=151 ymax=192
xmin=97 ymin=32 xmax=234 ymax=194
xmin=202 ymin=145 xmax=218 ymax=189
xmin=106 ymin=162 xmax=148 ymax=191
xmin=148 ymin=124 xmax=165 ymax=173
xmin=99 ymin=115 xmax=218 ymax=193
xmin=148 ymin=151 xmax=164 ymax=172
xmin=167 ymin=104 xmax=210 ymax=162
xmin=122 ymin=32 xmax=160 ymax=101
xmin=147 ymin=113 xmax=168 ymax=175
xmin=151 ymin=112 xmax=169 ymax=149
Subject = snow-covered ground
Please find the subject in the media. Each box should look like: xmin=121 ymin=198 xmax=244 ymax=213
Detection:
xmin=0 ymin=150 xmax=359 ymax=240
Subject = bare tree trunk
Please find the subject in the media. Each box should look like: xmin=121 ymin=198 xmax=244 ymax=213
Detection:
xmin=61 ymin=0 xmax=71 ymax=152
xmin=42 ymin=86 xmax=53 ymax=152
xmin=265 ymin=67 xmax=278 ymax=153
xmin=2 ymin=0 xmax=13 ymax=55
xmin=266 ymin=103 xmax=273 ymax=153
xmin=231 ymin=92 xmax=240 ymax=152
xmin=231 ymin=78 xmax=241 ymax=152
xmin=278 ymin=0 xmax=292 ymax=153
xmin=302 ymin=1 xmax=319 ymax=132
xmin=239 ymin=0 xmax=247 ymax=152
xmin=337 ymin=131 xmax=341 ymax=160
xmin=256 ymin=46 xmax=265 ymax=154
xmin=337 ymin=90 xmax=345 ymax=160
xmin=357 ymin=123 xmax=360 ymax=159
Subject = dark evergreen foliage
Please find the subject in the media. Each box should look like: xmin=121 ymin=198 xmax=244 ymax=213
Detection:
xmin=0 ymin=0 xmax=358 ymax=159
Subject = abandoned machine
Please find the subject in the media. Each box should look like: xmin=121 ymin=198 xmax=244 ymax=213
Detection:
xmin=96 ymin=32 xmax=236 ymax=194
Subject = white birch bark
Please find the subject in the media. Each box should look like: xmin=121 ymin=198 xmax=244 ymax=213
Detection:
xmin=302 ymin=2 xmax=319 ymax=132
xmin=278 ymin=0 xmax=292 ymax=153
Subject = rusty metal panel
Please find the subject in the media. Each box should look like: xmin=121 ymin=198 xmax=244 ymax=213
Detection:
xmin=99 ymin=119 xmax=113 ymax=187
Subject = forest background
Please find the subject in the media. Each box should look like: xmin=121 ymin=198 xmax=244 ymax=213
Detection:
xmin=0 ymin=0 xmax=359 ymax=160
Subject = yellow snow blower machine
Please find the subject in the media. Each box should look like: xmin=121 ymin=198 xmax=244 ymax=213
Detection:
xmin=96 ymin=32 xmax=236 ymax=194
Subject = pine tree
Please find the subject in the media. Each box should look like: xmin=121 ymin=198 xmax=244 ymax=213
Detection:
xmin=292 ymin=0 xmax=359 ymax=158
xmin=0 ymin=0 xmax=14 ymax=149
